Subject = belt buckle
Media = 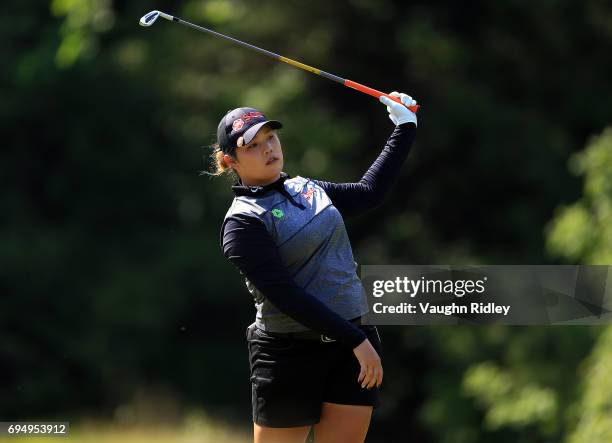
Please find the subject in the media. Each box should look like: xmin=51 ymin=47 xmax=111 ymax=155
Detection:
xmin=320 ymin=334 xmax=336 ymax=343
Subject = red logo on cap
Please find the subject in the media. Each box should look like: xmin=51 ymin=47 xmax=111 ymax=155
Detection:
xmin=232 ymin=119 xmax=245 ymax=131
xmin=242 ymin=111 xmax=263 ymax=122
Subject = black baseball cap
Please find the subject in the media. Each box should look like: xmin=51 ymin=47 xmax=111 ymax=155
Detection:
xmin=217 ymin=107 xmax=282 ymax=155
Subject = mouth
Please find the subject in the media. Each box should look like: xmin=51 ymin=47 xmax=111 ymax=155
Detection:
xmin=266 ymin=157 xmax=279 ymax=165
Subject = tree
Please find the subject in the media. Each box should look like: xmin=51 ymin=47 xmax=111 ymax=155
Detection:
xmin=546 ymin=127 xmax=612 ymax=443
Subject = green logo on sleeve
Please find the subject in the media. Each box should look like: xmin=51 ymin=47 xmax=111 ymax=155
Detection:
xmin=271 ymin=208 xmax=284 ymax=219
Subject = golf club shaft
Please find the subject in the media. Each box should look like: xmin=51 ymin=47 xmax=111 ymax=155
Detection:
xmin=148 ymin=12 xmax=419 ymax=113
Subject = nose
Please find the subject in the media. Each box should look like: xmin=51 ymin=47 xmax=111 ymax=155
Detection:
xmin=263 ymin=138 xmax=274 ymax=153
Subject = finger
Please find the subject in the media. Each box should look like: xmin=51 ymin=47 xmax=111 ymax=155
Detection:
xmin=374 ymin=369 xmax=382 ymax=389
xmin=370 ymin=366 xmax=381 ymax=389
xmin=396 ymin=93 xmax=417 ymax=108
xmin=381 ymin=95 xmax=404 ymax=110
xmin=389 ymin=91 xmax=401 ymax=97
xmin=365 ymin=368 xmax=377 ymax=389
xmin=357 ymin=365 xmax=366 ymax=384
xmin=361 ymin=365 xmax=374 ymax=389
xmin=399 ymin=93 xmax=413 ymax=106
xmin=388 ymin=101 xmax=404 ymax=113
xmin=380 ymin=96 xmax=401 ymax=116
xmin=374 ymin=367 xmax=382 ymax=388
xmin=372 ymin=366 xmax=382 ymax=388
xmin=360 ymin=366 xmax=369 ymax=388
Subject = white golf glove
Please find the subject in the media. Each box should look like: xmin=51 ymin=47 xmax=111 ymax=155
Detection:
xmin=380 ymin=91 xmax=417 ymax=126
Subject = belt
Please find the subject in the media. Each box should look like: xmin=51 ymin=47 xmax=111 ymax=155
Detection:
xmin=260 ymin=316 xmax=364 ymax=343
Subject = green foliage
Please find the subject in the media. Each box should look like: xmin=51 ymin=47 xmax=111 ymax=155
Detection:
xmin=418 ymin=326 xmax=596 ymax=443
xmin=545 ymin=125 xmax=612 ymax=442
xmin=547 ymin=127 xmax=612 ymax=264
xmin=51 ymin=0 xmax=114 ymax=67
xmin=568 ymin=327 xmax=612 ymax=443
xmin=463 ymin=362 xmax=557 ymax=431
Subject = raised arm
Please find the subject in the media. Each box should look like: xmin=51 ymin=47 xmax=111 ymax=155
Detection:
xmin=312 ymin=92 xmax=418 ymax=218
xmin=222 ymin=214 xmax=367 ymax=348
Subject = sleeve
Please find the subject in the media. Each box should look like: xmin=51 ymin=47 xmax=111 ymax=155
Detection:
xmin=312 ymin=122 xmax=417 ymax=218
xmin=222 ymin=214 xmax=367 ymax=349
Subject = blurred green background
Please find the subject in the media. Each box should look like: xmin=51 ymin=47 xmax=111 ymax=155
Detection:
xmin=1 ymin=0 xmax=611 ymax=442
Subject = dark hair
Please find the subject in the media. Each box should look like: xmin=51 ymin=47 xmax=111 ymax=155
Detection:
xmin=199 ymin=143 xmax=238 ymax=179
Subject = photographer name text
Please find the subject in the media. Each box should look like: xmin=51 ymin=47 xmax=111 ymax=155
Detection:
xmin=370 ymin=277 xmax=511 ymax=316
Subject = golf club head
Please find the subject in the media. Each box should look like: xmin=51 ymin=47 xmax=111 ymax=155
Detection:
xmin=139 ymin=10 xmax=160 ymax=27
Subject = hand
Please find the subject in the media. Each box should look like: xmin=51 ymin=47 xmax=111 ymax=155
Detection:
xmin=380 ymin=91 xmax=418 ymax=126
xmin=353 ymin=338 xmax=383 ymax=389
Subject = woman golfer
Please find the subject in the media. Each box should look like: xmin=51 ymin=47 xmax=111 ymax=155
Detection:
xmin=212 ymin=92 xmax=417 ymax=443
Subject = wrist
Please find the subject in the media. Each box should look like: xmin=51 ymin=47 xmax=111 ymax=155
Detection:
xmin=396 ymin=114 xmax=417 ymax=127
xmin=351 ymin=335 xmax=367 ymax=350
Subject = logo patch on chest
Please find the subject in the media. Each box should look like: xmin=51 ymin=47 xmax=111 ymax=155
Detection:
xmin=271 ymin=208 xmax=284 ymax=219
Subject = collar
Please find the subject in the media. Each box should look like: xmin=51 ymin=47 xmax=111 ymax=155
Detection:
xmin=231 ymin=172 xmax=306 ymax=209
xmin=231 ymin=172 xmax=291 ymax=196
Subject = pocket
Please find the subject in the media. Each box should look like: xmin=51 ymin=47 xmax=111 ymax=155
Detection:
xmin=246 ymin=322 xmax=256 ymax=340
xmin=252 ymin=327 xmax=295 ymax=351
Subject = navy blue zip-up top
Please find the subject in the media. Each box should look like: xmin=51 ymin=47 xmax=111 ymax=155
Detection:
xmin=221 ymin=122 xmax=416 ymax=348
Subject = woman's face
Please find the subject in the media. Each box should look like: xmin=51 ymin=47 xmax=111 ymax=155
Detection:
xmin=227 ymin=125 xmax=284 ymax=186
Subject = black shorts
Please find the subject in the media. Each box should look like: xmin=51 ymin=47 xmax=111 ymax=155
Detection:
xmin=246 ymin=322 xmax=383 ymax=428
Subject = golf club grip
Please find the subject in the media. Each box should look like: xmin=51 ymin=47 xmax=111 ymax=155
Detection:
xmin=344 ymin=80 xmax=420 ymax=113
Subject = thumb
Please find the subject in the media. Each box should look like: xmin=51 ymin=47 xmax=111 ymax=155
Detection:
xmin=379 ymin=96 xmax=393 ymax=107
xmin=380 ymin=96 xmax=402 ymax=112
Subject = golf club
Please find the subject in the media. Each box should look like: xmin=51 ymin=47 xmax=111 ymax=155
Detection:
xmin=139 ymin=10 xmax=420 ymax=113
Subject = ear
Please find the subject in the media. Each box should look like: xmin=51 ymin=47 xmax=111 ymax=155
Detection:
xmin=223 ymin=153 xmax=237 ymax=169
